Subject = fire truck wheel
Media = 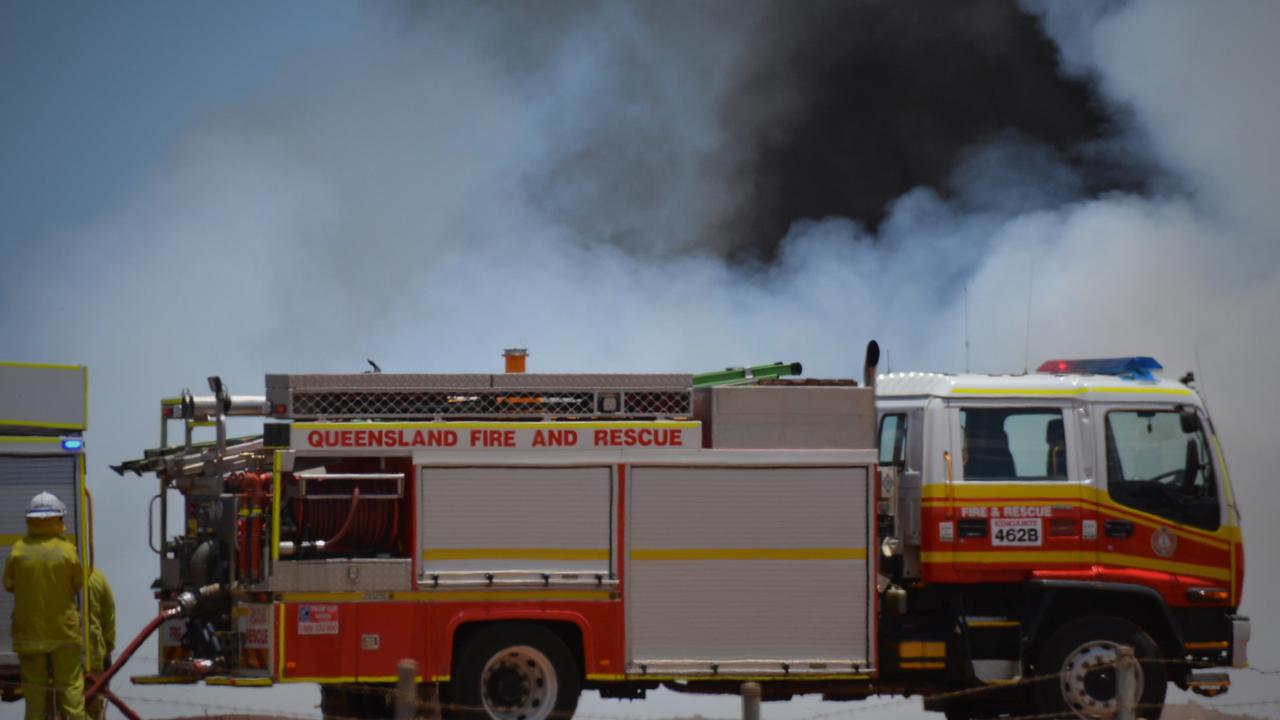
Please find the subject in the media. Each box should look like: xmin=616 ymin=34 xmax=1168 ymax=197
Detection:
xmin=1035 ymin=616 xmax=1166 ymax=720
xmin=449 ymin=622 xmax=581 ymax=720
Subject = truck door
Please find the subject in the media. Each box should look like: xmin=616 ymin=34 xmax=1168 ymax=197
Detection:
xmin=945 ymin=401 xmax=1088 ymax=580
xmin=1095 ymin=405 xmax=1234 ymax=591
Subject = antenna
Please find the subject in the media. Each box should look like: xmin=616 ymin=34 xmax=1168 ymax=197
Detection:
xmin=1194 ymin=349 xmax=1211 ymax=413
xmin=1022 ymin=254 xmax=1036 ymax=374
xmin=964 ymin=284 xmax=971 ymax=373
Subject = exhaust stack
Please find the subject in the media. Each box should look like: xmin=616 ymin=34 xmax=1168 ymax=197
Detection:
xmin=504 ymin=347 xmax=528 ymax=374
xmin=863 ymin=340 xmax=880 ymax=389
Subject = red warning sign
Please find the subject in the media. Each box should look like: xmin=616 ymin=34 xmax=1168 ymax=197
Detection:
xmin=297 ymin=604 xmax=339 ymax=635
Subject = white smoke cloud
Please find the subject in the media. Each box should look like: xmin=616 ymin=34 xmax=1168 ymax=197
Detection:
xmin=2 ymin=1 xmax=1277 ymax=717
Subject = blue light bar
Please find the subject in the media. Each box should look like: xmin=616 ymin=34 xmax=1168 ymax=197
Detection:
xmin=60 ymin=438 xmax=84 ymax=452
xmin=1037 ymin=357 xmax=1163 ymax=381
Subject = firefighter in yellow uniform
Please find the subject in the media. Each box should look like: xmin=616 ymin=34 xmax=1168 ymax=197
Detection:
xmin=2 ymin=492 xmax=89 ymax=720
xmin=85 ymin=567 xmax=116 ymax=720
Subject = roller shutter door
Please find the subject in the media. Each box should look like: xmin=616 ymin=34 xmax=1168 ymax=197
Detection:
xmin=418 ymin=466 xmax=612 ymax=578
xmin=0 ymin=455 xmax=79 ymax=662
xmin=627 ymin=465 xmax=871 ymax=671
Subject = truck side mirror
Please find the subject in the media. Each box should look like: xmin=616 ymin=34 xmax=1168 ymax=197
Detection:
xmin=1179 ymin=407 xmax=1200 ymax=434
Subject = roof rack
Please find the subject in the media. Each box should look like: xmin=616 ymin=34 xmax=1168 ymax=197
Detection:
xmin=266 ymin=372 xmax=694 ymax=420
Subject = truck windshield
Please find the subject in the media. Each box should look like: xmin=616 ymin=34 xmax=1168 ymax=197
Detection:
xmin=1106 ymin=410 xmax=1219 ymax=530
xmin=960 ymin=408 xmax=1068 ymax=481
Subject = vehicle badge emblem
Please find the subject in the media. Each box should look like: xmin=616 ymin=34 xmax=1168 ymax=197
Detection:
xmin=1151 ymin=526 xmax=1177 ymax=558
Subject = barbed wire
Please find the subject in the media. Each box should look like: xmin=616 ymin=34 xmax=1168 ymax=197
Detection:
xmin=3 ymin=654 xmax=1276 ymax=720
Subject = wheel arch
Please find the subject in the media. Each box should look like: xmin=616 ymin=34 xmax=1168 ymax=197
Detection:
xmin=447 ymin=614 xmax=588 ymax=682
xmin=1025 ymin=580 xmax=1185 ymax=666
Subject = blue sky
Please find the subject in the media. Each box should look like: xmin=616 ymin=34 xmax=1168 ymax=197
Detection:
xmin=0 ymin=2 xmax=359 ymax=247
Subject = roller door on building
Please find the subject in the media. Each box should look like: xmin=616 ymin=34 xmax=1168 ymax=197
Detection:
xmin=418 ymin=466 xmax=613 ymax=579
xmin=627 ymin=465 xmax=872 ymax=672
xmin=0 ymin=455 xmax=80 ymax=662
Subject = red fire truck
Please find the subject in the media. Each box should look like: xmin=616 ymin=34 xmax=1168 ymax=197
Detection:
xmin=110 ymin=347 xmax=1246 ymax=720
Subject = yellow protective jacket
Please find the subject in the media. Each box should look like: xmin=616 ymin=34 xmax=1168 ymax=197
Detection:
xmin=87 ymin=567 xmax=116 ymax=671
xmin=3 ymin=531 xmax=83 ymax=654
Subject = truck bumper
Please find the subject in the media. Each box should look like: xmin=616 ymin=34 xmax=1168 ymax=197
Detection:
xmin=1231 ymin=615 xmax=1251 ymax=668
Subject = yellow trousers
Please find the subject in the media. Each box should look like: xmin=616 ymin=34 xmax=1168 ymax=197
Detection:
xmin=18 ymin=646 xmax=88 ymax=720
xmin=85 ymin=660 xmax=107 ymax=720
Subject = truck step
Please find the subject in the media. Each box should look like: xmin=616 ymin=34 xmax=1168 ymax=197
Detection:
xmin=962 ymin=616 xmax=1020 ymax=629
xmin=971 ymin=659 xmax=1021 ymax=684
xmin=1188 ymin=672 xmax=1231 ymax=697
xmin=129 ymin=674 xmax=199 ymax=685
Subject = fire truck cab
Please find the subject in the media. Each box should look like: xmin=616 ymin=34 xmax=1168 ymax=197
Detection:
xmin=875 ymin=357 xmax=1247 ymax=718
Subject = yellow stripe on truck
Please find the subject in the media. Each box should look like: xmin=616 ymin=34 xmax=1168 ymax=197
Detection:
xmin=422 ymin=548 xmax=609 ymax=562
xmin=921 ymin=550 xmax=1231 ymax=582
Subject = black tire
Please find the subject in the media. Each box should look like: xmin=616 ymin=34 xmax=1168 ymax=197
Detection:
xmin=1034 ymin=616 xmax=1166 ymax=719
xmin=446 ymin=622 xmax=580 ymax=720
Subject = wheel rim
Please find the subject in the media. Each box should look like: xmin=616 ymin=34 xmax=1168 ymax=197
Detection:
xmin=1058 ymin=640 xmax=1144 ymax=719
xmin=480 ymin=645 xmax=558 ymax=720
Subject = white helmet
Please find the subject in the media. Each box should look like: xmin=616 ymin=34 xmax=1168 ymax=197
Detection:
xmin=26 ymin=492 xmax=66 ymax=518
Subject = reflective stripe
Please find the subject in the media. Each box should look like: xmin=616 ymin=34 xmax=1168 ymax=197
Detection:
xmin=422 ymin=548 xmax=609 ymax=562
xmin=899 ymin=641 xmax=945 ymax=658
xmin=921 ymin=550 xmax=1231 ymax=581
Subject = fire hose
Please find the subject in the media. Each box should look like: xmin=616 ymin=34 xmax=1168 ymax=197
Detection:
xmin=84 ymin=584 xmax=223 ymax=718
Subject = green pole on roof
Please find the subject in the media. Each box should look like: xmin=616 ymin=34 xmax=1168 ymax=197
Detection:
xmin=693 ymin=362 xmax=803 ymax=388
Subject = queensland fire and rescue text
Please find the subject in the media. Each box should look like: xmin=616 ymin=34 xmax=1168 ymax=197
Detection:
xmin=301 ymin=424 xmax=693 ymax=450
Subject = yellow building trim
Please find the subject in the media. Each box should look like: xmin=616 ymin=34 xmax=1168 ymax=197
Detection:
xmin=423 ymin=548 xmax=609 ymax=562
xmin=0 ymin=418 xmax=83 ymax=430
xmin=0 ymin=361 xmax=84 ymax=371
xmin=631 ymin=548 xmax=867 ymax=562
